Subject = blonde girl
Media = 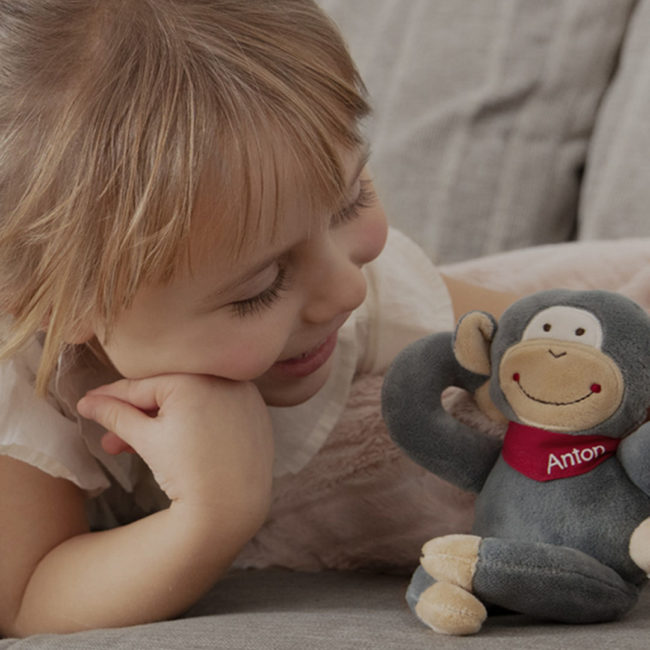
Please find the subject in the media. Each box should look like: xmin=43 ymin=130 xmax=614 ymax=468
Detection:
xmin=0 ymin=0 xmax=511 ymax=636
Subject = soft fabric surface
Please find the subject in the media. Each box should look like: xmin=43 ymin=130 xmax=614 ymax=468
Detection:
xmin=318 ymin=0 xmax=645 ymax=263
xmin=578 ymin=0 xmax=650 ymax=239
xmin=235 ymin=374 xmax=477 ymax=572
xmin=442 ymin=238 xmax=650 ymax=306
xmin=1 ymin=569 xmax=648 ymax=649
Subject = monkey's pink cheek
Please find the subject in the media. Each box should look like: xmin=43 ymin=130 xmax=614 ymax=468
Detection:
xmin=513 ymin=373 xmax=520 ymax=382
xmin=591 ymin=383 xmax=602 ymax=393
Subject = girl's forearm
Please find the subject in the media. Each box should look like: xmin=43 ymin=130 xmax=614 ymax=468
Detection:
xmin=10 ymin=503 xmax=257 ymax=636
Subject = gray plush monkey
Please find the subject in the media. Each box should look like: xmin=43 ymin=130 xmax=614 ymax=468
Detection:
xmin=382 ymin=289 xmax=650 ymax=635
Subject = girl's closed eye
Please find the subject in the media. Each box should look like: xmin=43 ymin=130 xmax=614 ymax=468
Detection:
xmin=228 ymin=176 xmax=376 ymax=319
xmin=231 ymin=265 xmax=290 ymax=318
xmin=332 ymin=178 xmax=377 ymax=227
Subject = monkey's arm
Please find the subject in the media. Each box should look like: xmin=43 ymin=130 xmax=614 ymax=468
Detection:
xmin=382 ymin=333 xmax=502 ymax=493
xmin=618 ymin=422 xmax=650 ymax=497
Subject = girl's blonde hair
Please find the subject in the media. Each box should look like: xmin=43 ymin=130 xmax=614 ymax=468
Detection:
xmin=0 ymin=0 xmax=369 ymax=393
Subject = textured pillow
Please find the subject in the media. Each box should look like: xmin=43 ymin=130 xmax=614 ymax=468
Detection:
xmin=579 ymin=0 xmax=650 ymax=240
xmin=234 ymin=374 xmax=484 ymax=572
xmin=318 ymin=0 xmax=637 ymax=263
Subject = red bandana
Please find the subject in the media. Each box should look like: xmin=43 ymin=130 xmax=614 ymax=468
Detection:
xmin=501 ymin=421 xmax=621 ymax=482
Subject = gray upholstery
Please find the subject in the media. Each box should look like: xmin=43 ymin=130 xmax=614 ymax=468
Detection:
xmin=2 ymin=570 xmax=649 ymax=649
xmin=578 ymin=0 xmax=650 ymax=239
xmin=319 ymin=0 xmax=648 ymax=263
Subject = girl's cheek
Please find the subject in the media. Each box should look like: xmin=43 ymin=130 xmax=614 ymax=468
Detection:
xmin=358 ymin=207 xmax=388 ymax=266
xmin=214 ymin=339 xmax=285 ymax=381
xmin=371 ymin=213 xmax=389 ymax=259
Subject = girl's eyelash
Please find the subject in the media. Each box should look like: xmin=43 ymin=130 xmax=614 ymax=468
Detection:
xmin=333 ymin=179 xmax=377 ymax=226
xmin=228 ymin=178 xmax=375 ymax=318
xmin=230 ymin=265 xmax=289 ymax=318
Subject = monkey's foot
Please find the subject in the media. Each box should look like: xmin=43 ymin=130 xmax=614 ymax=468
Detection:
xmin=630 ymin=519 xmax=650 ymax=575
xmin=415 ymin=581 xmax=487 ymax=636
xmin=420 ymin=534 xmax=481 ymax=591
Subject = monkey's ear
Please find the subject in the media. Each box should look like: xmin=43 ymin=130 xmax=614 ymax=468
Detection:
xmin=453 ymin=311 xmax=497 ymax=376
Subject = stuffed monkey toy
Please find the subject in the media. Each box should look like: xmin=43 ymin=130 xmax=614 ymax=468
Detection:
xmin=382 ymin=289 xmax=650 ymax=635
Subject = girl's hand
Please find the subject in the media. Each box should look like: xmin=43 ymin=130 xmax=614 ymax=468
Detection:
xmin=100 ymin=431 xmax=135 ymax=454
xmin=77 ymin=375 xmax=274 ymax=524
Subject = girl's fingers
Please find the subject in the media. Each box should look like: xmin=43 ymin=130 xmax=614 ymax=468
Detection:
xmin=76 ymin=393 xmax=152 ymax=450
xmin=83 ymin=377 xmax=167 ymax=412
xmin=101 ymin=431 xmax=136 ymax=455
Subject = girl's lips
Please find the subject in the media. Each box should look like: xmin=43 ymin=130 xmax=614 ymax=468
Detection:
xmin=271 ymin=332 xmax=338 ymax=379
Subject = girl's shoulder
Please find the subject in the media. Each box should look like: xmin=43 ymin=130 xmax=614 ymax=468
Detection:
xmin=0 ymin=336 xmax=111 ymax=495
xmin=358 ymin=227 xmax=455 ymax=373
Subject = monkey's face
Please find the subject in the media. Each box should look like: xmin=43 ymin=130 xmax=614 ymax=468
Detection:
xmin=498 ymin=306 xmax=624 ymax=432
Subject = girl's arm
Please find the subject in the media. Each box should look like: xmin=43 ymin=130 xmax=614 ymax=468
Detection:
xmin=0 ymin=374 xmax=273 ymax=636
xmin=0 ymin=456 xmax=88 ymax=635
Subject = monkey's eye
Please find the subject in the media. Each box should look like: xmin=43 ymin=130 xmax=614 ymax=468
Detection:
xmin=522 ymin=306 xmax=603 ymax=349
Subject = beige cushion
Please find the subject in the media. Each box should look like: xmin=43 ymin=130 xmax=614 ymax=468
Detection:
xmin=318 ymin=0 xmax=638 ymax=263
xmin=579 ymin=1 xmax=650 ymax=240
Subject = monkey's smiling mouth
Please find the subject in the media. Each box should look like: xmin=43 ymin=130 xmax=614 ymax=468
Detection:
xmin=512 ymin=373 xmax=601 ymax=406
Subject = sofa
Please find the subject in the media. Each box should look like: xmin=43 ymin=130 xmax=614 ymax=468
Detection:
xmin=3 ymin=1 xmax=649 ymax=647
xmin=321 ymin=0 xmax=650 ymax=265
xmin=2 ymin=569 xmax=649 ymax=649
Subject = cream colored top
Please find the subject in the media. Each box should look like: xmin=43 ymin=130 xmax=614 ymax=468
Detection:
xmin=0 ymin=228 xmax=453 ymax=518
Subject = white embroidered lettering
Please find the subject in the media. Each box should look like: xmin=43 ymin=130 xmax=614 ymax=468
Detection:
xmin=547 ymin=453 xmax=564 ymax=474
xmin=546 ymin=445 xmax=607 ymax=475
xmin=581 ymin=448 xmax=594 ymax=462
xmin=561 ymin=452 xmax=577 ymax=467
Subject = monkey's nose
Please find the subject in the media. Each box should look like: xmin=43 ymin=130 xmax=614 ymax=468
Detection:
xmin=548 ymin=349 xmax=567 ymax=359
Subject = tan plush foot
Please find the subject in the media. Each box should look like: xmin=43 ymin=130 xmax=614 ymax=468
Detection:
xmin=630 ymin=518 xmax=650 ymax=575
xmin=414 ymin=581 xmax=487 ymax=636
xmin=420 ymin=534 xmax=481 ymax=591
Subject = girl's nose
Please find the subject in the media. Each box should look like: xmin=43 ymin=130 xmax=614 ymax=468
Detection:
xmin=300 ymin=243 xmax=368 ymax=325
